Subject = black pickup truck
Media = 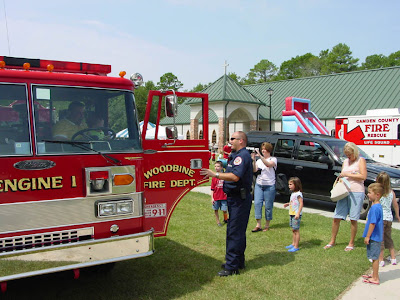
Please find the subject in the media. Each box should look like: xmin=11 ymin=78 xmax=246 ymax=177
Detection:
xmin=247 ymin=131 xmax=400 ymax=219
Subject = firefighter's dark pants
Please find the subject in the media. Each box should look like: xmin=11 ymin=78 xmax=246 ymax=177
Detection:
xmin=224 ymin=193 xmax=252 ymax=271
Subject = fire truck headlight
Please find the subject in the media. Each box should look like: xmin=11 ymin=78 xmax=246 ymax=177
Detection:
xmin=390 ymin=178 xmax=400 ymax=188
xmin=117 ymin=201 xmax=133 ymax=214
xmin=98 ymin=203 xmax=117 ymax=217
xmin=97 ymin=200 xmax=134 ymax=217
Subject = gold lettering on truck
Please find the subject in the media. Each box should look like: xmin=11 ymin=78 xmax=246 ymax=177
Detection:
xmin=18 ymin=178 xmax=31 ymax=191
xmin=144 ymin=164 xmax=195 ymax=179
xmin=52 ymin=176 xmax=63 ymax=189
xmin=144 ymin=165 xmax=197 ymax=189
xmin=71 ymin=176 xmax=77 ymax=188
xmin=0 ymin=176 xmax=67 ymax=192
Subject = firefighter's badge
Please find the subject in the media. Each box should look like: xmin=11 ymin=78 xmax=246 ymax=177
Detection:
xmin=233 ymin=157 xmax=242 ymax=165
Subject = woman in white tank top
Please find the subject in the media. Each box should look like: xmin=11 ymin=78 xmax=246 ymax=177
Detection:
xmin=324 ymin=142 xmax=367 ymax=251
xmin=251 ymin=142 xmax=277 ymax=232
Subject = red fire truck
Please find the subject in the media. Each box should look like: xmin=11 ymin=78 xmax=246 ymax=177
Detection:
xmin=0 ymin=56 xmax=209 ymax=290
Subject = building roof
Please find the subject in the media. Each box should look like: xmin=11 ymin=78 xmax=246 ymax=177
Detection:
xmin=161 ymin=66 xmax=400 ymax=125
xmin=185 ymin=75 xmax=265 ymax=105
xmin=244 ymin=66 xmax=400 ymax=120
xmin=161 ymin=74 xmax=263 ymax=125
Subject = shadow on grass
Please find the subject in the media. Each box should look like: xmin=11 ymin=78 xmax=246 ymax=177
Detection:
xmin=354 ymin=237 xmax=366 ymax=248
xmin=268 ymin=222 xmax=288 ymax=230
xmin=4 ymin=239 xmax=221 ymax=300
xmin=248 ymin=250 xmax=295 ymax=270
xmin=300 ymin=238 xmax=324 ymax=249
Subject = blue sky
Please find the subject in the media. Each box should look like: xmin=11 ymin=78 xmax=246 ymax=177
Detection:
xmin=0 ymin=0 xmax=399 ymax=90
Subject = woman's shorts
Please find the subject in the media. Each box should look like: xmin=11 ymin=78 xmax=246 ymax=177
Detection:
xmin=367 ymin=240 xmax=381 ymax=261
xmin=381 ymin=220 xmax=394 ymax=250
xmin=289 ymin=215 xmax=302 ymax=230
xmin=333 ymin=192 xmax=364 ymax=221
xmin=212 ymin=200 xmax=227 ymax=211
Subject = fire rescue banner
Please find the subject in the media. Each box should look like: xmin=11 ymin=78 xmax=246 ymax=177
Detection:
xmin=337 ymin=117 xmax=400 ymax=145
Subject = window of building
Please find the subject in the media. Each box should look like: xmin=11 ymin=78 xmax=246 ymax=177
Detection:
xmin=212 ymin=130 xmax=216 ymax=144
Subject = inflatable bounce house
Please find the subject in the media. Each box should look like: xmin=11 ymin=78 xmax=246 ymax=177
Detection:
xmin=282 ymin=97 xmax=329 ymax=135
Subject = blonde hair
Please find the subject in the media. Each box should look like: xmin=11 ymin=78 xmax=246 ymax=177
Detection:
xmin=376 ymin=172 xmax=391 ymax=197
xmin=289 ymin=177 xmax=303 ymax=192
xmin=368 ymin=182 xmax=383 ymax=198
xmin=343 ymin=142 xmax=359 ymax=160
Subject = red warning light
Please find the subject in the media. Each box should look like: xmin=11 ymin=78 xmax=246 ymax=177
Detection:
xmin=0 ymin=56 xmax=111 ymax=75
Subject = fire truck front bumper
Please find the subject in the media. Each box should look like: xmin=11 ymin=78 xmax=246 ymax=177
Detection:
xmin=0 ymin=229 xmax=154 ymax=282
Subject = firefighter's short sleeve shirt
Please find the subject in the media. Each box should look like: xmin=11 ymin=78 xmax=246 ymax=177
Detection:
xmin=223 ymin=147 xmax=253 ymax=194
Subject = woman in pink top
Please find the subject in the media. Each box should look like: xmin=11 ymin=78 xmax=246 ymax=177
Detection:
xmin=324 ymin=142 xmax=367 ymax=251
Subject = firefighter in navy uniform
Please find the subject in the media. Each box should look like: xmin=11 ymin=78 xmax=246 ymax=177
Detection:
xmin=200 ymin=131 xmax=253 ymax=276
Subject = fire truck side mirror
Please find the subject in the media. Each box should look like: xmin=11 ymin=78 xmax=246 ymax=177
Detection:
xmin=130 ymin=73 xmax=144 ymax=88
xmin=165 ymin=95 xmax=178 ymax=117
xmin=166 ymin=126 xmax=178 ymax=139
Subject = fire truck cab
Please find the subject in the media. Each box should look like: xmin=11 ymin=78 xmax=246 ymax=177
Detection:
xmin=0 ymin=56 xmax=209 ymax=289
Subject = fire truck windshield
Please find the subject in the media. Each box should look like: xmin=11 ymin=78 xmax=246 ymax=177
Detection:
xmin=0 ymin=83 xmax=142 ymax=155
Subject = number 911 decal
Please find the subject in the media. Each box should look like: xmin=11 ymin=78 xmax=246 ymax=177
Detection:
xmin=145 ymin=203 xmax=167 ymax=218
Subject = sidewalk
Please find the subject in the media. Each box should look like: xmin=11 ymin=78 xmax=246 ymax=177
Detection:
xmin=192 ymin=186 xmax=400 ymax=300
xmin=338 ymin=256 xmax=400 ymax=300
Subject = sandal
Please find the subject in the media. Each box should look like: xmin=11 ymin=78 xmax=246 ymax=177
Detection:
xmin=323 ymin=244 xmax=334 ymax=249
xmin=362 ymin=274 xmax=372 ymax=279
xmin=262 ymin=227 xmax=269 ymax=232
xmin=251 ymin=227 xmax=262 ymax=232
xmin=363 ymin=279 xmax=379 ymax=285
xmin=344 ymin=246 xmax=354 ymax=251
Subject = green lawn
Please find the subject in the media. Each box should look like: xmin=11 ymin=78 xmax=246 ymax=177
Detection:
xmin=5 ymin=191 xmax=400 ymax=299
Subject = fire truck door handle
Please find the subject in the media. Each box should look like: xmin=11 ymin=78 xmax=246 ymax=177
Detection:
xmin=295 ymin=166 xmax=303 ymax=170
xmin=144 ymin=149 xmax=157 ymax=154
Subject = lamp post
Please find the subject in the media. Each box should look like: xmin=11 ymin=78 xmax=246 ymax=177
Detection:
xmin=267 ymin=87 xmax=274 ymax=131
